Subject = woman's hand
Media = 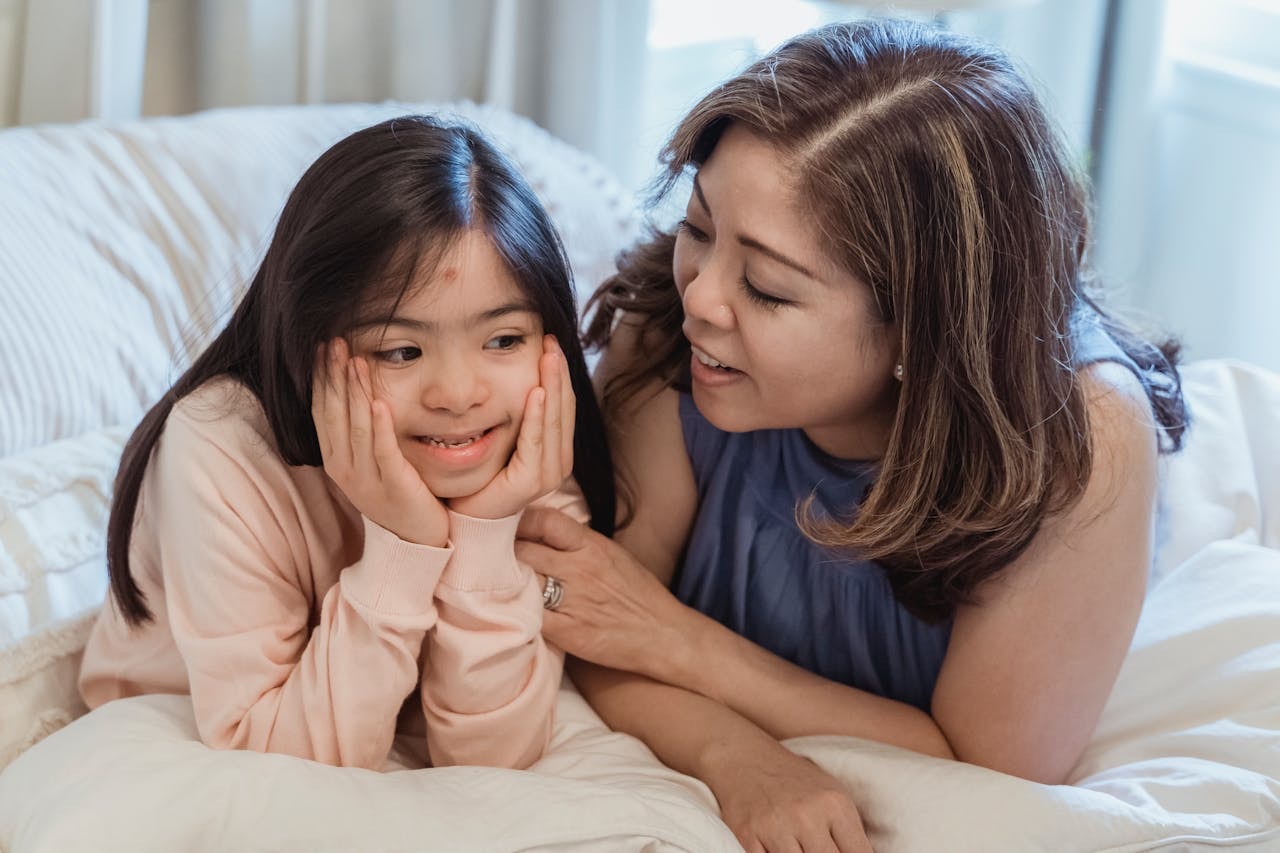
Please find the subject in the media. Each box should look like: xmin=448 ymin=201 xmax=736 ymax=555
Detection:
xmin=515 ymin=506 xmax=687 ymax=679
xmin=450 ymin=336 xmax=574 ymax=520
xmin=704 ymin=735 xmax=874 ymax=853
xmin=312 ymin=338 xmax=450 ymax=547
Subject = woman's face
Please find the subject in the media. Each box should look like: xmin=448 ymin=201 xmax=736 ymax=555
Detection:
xmin=347 ymin=230 xmax=545 ymax=499
xmin=673 ymin=123 xmax=900 ymax=460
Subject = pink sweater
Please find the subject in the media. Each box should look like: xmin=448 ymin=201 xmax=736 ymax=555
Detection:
xmin=80 ymin=378 xmax=582 ymax=771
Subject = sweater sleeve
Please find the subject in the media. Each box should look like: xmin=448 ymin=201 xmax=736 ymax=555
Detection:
xmin=153 ymin=407 xmax=447 ymax=769
xmin=420 ymin=479 xmax=589 ymax=769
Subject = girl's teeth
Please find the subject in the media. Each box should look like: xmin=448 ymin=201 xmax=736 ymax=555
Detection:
xmin=424 ymin=434 xmax=479 ymax=448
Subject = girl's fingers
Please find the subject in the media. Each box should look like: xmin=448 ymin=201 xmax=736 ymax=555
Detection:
xmin=311 ymin=343 xmax=332 ymax=461
xmin=541 ymin=339 xmax=564 ymax=484
xmin=327 ymin=340 xmax=354 ymax=470
xmin=513 ymin=386 xmax=547 ymax=483
xmin=557 ymin=341 xmax=575 ymax=470
xmin=346 ymin=358 xmax=375 ymax=474
xmin=369 ymin=397 xmax=403 ymax=484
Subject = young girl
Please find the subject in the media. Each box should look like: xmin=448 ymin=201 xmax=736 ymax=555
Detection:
xmin=514 ymin=18 xmax=1187 ymax=852
xmin=78 ymin=115 xmax=614 ymax=772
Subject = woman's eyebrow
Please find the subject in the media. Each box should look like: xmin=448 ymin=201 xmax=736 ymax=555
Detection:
xmin=692 ymin=174 xmax=818 ymax=281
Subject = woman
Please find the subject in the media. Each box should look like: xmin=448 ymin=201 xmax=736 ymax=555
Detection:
xmin=516 ymin=18 xmax=1185 ymax=852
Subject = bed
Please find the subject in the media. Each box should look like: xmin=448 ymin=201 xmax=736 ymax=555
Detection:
xmin=1 ymin=101 xmax=1278 ymax=853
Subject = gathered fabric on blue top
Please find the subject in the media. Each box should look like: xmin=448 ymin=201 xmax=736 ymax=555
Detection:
xmin=673 ymin=311 xmax=1145 ymax=713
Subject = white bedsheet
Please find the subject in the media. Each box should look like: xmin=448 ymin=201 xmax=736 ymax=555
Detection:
xmin=2 ymin=360 xmax=1278 ymax=852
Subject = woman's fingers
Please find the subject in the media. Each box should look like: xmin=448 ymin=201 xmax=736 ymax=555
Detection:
xmin=830 ymin=812 xmax=874 ymax=853
xmin=517 ymin=506 xmax=588 ymax=551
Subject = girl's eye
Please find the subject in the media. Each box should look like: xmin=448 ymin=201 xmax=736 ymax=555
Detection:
xmin=485 ymin=334 xmax=526 ymax=351
xmin=676 ymin=218 xmax=709 ymax=243
xmin=375 ymin=346 xmax=421 ymax=364
xmin=740 ymin=276 xmax=792 ymax=310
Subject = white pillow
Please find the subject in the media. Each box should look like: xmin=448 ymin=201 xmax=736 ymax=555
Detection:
xmin=0 ymin=681 xmax=736 ymax=853
xmin=0 ymin=102 xmax=639 ymax=458
xmin=1152 ymin=358 xmax=1280 ymax=575
xmin=0 ymin=426 xmax=126 ymax=769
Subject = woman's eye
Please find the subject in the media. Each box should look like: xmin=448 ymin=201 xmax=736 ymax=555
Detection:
xmin=740 ymin=276 xmax=791 ymax=310
xmin=676 ymin=218 xmax=709 ymax=243
xmin=485 ymin=334 xmax=526 ymax=351
xmin=375 ymin=346 xmax=421 ymax=364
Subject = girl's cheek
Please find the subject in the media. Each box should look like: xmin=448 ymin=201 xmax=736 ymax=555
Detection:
xmin=372 ymin=366 xmax=414 ymax=404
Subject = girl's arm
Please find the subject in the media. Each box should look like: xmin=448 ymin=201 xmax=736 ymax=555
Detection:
xmin=418 ymin=485 xmax=587 ymax=770
xmin=420 ymin=338 xmax=579 ymax=769
xmin=148 ymin=401 xmax=445 ymax=769
xmin=531 ymin=353 xmax=1155 ymax=782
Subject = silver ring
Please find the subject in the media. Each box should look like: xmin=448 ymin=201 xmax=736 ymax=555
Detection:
xmin=541 ymin=576 xmax=564 ymax=611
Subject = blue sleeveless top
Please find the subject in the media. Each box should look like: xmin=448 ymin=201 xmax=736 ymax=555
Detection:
xmin=674 ymin=313 xmax=1144 ymax=712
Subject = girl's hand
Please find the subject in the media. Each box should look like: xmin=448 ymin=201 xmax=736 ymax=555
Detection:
xmin=449 ymin=336 xmax=574 ymax=520
xmin=312 ymin=338 xmax=450 ymax=547
xmin=514 ymin=506 xmax=686 ymax=679
xmin=705 ymin=737 xmax=874 ymax=853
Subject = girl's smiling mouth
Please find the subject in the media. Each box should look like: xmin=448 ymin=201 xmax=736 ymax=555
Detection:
xmin=410 ymin=424 xmax=506 ymax=467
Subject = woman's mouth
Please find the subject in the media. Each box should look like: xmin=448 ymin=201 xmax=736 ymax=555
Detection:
xmin=690 ymin=345 xmax=745 ymax=388
xmin=692 ymin=346 xmax=739 ymax=372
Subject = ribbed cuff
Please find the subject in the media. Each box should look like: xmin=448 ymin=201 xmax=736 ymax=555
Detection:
xmin=342 ymin=516 xmax=452 ymax=616
xmin=438 ymin=509 xmax=528 ymax=592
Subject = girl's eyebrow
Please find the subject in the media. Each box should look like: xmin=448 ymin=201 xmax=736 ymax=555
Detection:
xmin=352 ymin=300 xmax=537 ymax=335
xmin=691 ymin=174 xmax=818 ymax=281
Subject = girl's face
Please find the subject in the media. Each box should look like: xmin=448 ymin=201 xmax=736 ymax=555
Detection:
xmin=673 ymin=124 xmax=901 ymax=460
xmin=348 ymin=230 xmax=545 ymax=499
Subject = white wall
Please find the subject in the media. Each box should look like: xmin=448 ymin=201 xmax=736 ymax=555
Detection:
xmin=1140 ymin=56 xmax=1280 ymax=368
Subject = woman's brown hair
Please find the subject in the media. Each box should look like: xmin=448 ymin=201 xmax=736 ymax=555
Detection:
xmin=585 ymin=18 xmax=1185 ymax=622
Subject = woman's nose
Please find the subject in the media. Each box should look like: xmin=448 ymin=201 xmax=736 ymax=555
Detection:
xmin=681 ymin=264 xmax=735 ymax=330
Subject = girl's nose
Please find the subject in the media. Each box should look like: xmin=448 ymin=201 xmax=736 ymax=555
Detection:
xmin=419 ymin=356 xmax=487 ymax=414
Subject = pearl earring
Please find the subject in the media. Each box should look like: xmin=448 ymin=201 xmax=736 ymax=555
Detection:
xmin=893 ymin=363 xmax=904 ymax=381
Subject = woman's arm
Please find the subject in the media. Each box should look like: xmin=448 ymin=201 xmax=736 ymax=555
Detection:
xmin=569 ymin=659 xmax=870 ymax=852
xmin=931 ymin=362 xmax=1157 ymax=782
xmin=560 ymin=336 xmax=868 ymax=850
xmin=532 ymin=363 xmax=1155 ymax=782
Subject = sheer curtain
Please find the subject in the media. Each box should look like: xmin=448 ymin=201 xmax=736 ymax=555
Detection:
xmin=0 ymin=0 xmax=649 ymax=183
xmin=3 ymin=0 xmax=1274 ymax=368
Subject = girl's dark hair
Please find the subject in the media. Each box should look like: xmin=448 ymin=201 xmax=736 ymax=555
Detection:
xmin=586 ymin=18 xmax=1186 ymax=622
xmin=109 ymin=115 xmax=614 ymax=625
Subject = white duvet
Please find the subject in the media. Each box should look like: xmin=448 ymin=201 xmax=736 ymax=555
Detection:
xmin=2 ymin=359 xmax=1279 ymax=853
